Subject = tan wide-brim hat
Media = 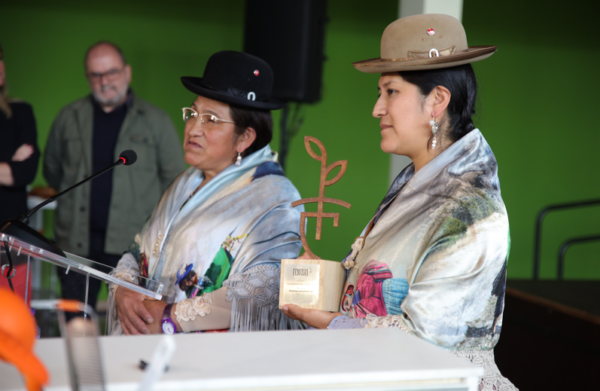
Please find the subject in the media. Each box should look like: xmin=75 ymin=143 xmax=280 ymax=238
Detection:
xmin=353 ymin=14 xmax=497 ymax=73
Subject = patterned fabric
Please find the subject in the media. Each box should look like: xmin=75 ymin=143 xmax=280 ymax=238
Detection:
xmin=175 ymin=292 xmax=213 ymax=322
xmin=107 ymin=145 xmax=304 ymax=333
xmin=335 ymin=130 xmax=516 ymax=390
xmin=342 ymin=129 xmax=509 ymax=349
xmin=381 ymin=278 xmax=408 ymax=315
xmin=351 ymin=260 xmax=393 ymax=318
xmin=224 ymin=264 xmax=302 ymax=331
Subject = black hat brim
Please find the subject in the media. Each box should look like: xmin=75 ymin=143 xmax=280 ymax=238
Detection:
xmin=181 ymin=77 xmax=285 ymax=110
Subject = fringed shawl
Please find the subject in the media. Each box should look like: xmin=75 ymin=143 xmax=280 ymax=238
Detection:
xmin=107 ymin=145 xmax=304 ymax=333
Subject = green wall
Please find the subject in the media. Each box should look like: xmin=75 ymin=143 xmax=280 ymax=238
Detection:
xmin=462 ymin=0 xmax=600 ymax=279
xmin=2 ymin=0 xmax=599 ymax=280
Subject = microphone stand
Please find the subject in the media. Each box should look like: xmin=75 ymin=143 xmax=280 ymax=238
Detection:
xmin=1 ymin=155 xmax=132 ymax=258
xmin=23 ymin=157 xmax=127 ymax=225
xmin=0 ymin=152 xmax=136 ymax=292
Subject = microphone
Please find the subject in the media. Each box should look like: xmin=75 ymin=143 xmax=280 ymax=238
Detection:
xmin=0 ymin=150 xmax=137 ymax=257
xmin=119 ymin=150 xmax=137 ymax=166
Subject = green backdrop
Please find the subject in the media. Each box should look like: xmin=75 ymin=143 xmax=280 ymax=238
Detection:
xmin=2 ymin=0 xmax=599 ymax=280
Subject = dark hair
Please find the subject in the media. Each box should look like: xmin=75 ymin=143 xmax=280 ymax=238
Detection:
xmin=229 ymin=104 xmax=273 ymax=157
xmin=84 ymin=41 xmax=127 ymax=69
xmin=399 ymin=64 xmax=478 ymax=143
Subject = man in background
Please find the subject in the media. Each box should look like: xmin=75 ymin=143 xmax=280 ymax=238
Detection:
xmin=44 ymin=41 xmax=184 ymax=312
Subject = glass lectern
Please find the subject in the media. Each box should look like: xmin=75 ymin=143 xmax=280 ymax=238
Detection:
xmin=0 ymin=233 xmax=162 ymax=336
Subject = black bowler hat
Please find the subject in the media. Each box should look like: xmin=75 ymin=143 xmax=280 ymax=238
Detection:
xmin=181 ymin=51 xmax=284 ymax=110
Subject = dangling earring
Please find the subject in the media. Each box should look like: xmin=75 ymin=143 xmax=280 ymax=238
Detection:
xmin=235 ymin=152 xmax=242 ymax=166
xmin=429 ymin=115 xmax=439 ymax=150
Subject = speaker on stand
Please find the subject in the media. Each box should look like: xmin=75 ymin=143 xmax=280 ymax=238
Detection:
xmin=244 ymin=0 xmax=328 ymax=171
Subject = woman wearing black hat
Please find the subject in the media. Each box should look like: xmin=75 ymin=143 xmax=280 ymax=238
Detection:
xmin=107 ymin=51 xmax=304 ymax=335
xmin=282 ymin=15 xmax=516 ymax=390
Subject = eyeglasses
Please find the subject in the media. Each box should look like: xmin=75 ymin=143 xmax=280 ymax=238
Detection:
xmin=87 ymin=67 xmax=124 ymax=82
xmin=181 ymin=107 xmax=236 ymax=131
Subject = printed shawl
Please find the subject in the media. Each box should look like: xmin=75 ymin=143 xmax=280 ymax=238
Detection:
xmin=107 ymin=145 xmax=304 ymax=333
xmin=342 ymin=129 xmax=510 ymax=351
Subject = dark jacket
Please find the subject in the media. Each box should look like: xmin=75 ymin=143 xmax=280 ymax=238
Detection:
xmin=0 ymin=101 xmax=40 ymax=222
xmin=43 ymin=93 xmax=185 ymax=255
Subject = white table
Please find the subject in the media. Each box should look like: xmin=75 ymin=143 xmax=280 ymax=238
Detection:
xmin=0 ymin=328 xmax=483 ymax=391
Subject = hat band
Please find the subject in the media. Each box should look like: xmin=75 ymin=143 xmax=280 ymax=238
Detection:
xmin=381 ymin=46 xmax=469 ymax=62
xmin=226 ymin=87 xmax=267 ymax=103
xmin=201 ymin=82 xmax=267 ymax=103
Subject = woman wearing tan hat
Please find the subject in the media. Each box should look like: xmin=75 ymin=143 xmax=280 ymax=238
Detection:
xmin=283 ymin=14 xmax=516 ymax=390
xmin=108 ymin=51 xmax=304 ymax=335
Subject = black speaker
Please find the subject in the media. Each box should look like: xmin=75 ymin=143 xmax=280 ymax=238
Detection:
xmin=243 ymin=0 xmax=327 ymax=103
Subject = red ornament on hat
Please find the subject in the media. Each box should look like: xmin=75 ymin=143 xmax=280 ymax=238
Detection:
xmin=254 ymin=70 xmax=259 ymax=76
xmin=427 ymin=28 xmax=435 ymax=36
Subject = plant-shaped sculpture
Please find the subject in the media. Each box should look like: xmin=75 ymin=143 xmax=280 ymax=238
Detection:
xmin=292 ymin=136 xmax=351 ymax=259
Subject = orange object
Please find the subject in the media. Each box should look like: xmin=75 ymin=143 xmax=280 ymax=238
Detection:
xmin=56 ymin=299 xmax=81 ymax=313
xmin=0 ymin=287 xmax=49 ymax=391
xmin=28 ymin=186 xmax=57 ymax=199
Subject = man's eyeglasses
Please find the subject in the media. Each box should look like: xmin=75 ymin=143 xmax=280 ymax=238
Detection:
xmin=87 ymin=68 xmax=124 ymax=82
xmin=182 ymin=108 xmax=236 ymax=131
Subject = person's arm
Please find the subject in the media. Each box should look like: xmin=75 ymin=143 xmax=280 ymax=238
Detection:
xmin=284 ymin=205 xmax=510 ymax=347
xmin=0 ymin=163 xmax=13 ymax=185
xmin=110 ymin=252 xmax=157 ymax=335
xmin=43 ymin=111 xmax=65 ymax=190
xmin=282 ymin=304 xmax=342 ymax=329
xmin=0 ymin=144 xmax=36 ymax=185
xmin=1 ymin=105 xmax=40 ymax=187
xmin=381 ymin=211 xmax=509 ymax=349
xmin=175 ymin=287 xmax=231 ymax=331
xmin=155 ymin=113 xmax=185 ymax=192
xmin=158 ymin=200 xmax=303 ymax=334
xmin=11 ymin=144 xmax=34 ymax=162
xmin=143 ymin=287 xmax=232 ymax=334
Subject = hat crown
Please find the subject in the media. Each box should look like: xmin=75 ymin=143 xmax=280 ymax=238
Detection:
xmin=182 ymin=50 xmax=283 ymax=110
xmin=381 ymin=14 xmax=468 ymax=60
xmin=202 ymin=51 xmax=273 ymax=101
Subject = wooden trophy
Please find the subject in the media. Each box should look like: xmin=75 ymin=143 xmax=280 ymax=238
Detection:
xmin=279 ymin=136 xmax=350 ymax=311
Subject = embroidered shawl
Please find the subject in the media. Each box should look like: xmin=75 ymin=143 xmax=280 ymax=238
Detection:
xmin=342 ymin=129 xmax=510 ymax=351
xmin=107 ymin=145 xmax=304 ymax=333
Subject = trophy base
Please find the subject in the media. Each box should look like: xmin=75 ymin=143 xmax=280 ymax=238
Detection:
xmin=279 ymin=258 xmax=346 ymax=312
